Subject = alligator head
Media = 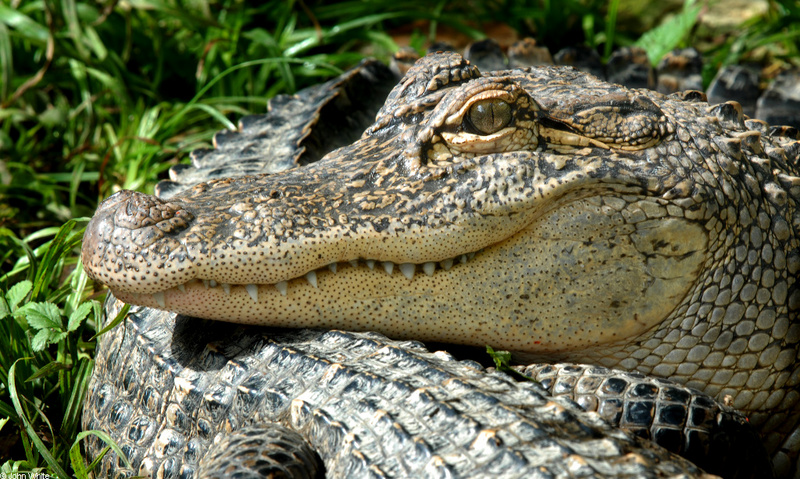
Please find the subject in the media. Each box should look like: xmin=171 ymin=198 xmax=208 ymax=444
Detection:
xmin=82 ymin=52 xmax=798 ymax=367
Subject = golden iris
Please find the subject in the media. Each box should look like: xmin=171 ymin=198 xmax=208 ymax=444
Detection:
xmin=467 ymin=99 xmax=512 ymax=135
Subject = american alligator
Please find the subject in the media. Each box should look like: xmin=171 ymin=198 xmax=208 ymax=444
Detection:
xmin=81 ymin=51 xmax=800 ymax=478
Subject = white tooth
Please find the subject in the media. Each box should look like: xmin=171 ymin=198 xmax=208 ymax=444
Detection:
xmin=423 ymin=262 xmax=435 ymax=276
xmin=177 ymin=283 xmax=186 ymax=292
xmin=400 ymin=263 xmax=415 ymax=279
xmin=328 ymin=263 xmax=337 ymax=273
xmin=246 ymin=284 xmax=258 ymax=303
xmin=382 ymin=262 xmax=394 ymax=275
xmin=441 ymin=258 xmax=454 ymax=271
xmin=366 ymin=260 xmax=375 ymax=270
xmin=349 ymin=260 xmax=358 ymax=268
xmin=203 ymin=280 xmax=210 ymax=289
xmin=153 ymin=291 xmax=166 ymax=308
xmin=467 ymin=252 xmax=476 ymax=260
xmin=460 ymin=255 xmax=468 ymax=264
xmin=306 ymin=271 xmax=318 ymax=288
xmin=209 ymin=280 xmax=218 ymax=287
xmin=222 ymin=283 xmax=231 ymax=295
xmin=275 ymin=281 xmax=288 ymax=296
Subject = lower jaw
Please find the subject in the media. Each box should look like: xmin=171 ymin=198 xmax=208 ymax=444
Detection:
xmin=112 ymin=244 xmax=664 ymax=357
xmin=113 ymin=252 xmax=493 ymax=344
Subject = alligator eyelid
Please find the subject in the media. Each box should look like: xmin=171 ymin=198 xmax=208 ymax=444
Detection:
xmin=442 ymin=84 xmax=520 ymax=126
xmin=538 ymin=116 xmax=577 ymax=134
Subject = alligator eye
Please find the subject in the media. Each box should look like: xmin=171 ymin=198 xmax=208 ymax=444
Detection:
xmin=467 ymin=99 xmax=512 ymax=135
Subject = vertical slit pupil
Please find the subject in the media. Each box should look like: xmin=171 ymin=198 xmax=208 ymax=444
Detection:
xmin=468 ymin=99 xmax=511 ymax=135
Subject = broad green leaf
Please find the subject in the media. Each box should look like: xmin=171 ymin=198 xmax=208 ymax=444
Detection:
xmin=31 ymin=329 xmax=56 ymax=351
xmin=68 ymin=301 xmax=93 ymax=332
xmin=6 ymin=280 xmax=32 ymax=310
xmin=18 ymin=302 xmax=62 ymax=331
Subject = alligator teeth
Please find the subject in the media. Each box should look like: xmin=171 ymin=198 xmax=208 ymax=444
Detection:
xmin=246 ymin=284 xmax=258 ymax=303
xmin=152 ymin=250 xmax=485 ymax=307
xmin=153 ymin=291 xmax=166 ymax=308
xmin=423 ymin=262 xmax=435 ymax=276
xmin=305 ymin=271 xmax=318 ymax=288
xmin=399 ymin=263 xmax=415 ymax=279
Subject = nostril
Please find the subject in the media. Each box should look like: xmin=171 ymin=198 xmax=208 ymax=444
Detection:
xmin=97 ymin=189 xmax=138 ymax=209
xmin=109 ymin=191 xmax=194 ymax=232
xmin=82 ymin=189 xmax=195 ymax=288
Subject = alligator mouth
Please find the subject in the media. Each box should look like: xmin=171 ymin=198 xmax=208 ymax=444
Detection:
xmin=104 ymin=188 xmax=709 ymax=356
xmin=120 ymin=250 xmax=480 ymax=310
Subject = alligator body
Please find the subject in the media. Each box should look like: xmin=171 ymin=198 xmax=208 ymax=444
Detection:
xmin=82 ymin=52 xmax=800 ymax=478
xmin=86 ymin=296 xmax=719 ymax=478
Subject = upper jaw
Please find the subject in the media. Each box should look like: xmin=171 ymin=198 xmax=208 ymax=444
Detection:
xmin=82 ymin=141 xmax=646 ymax=299
xmin=81 ymin=148 xmax=540 ymax=295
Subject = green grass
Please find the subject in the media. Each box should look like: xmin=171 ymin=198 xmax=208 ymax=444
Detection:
xmin=1 ymin=0 xmax=798 ymax=476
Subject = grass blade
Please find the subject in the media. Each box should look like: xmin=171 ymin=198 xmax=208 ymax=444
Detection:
xmin=8 ymin=359 xmax=70 ymax=478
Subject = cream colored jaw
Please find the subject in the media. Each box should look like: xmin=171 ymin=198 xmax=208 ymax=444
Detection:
xmin=144 ymin=252 xmax=479 ymax=309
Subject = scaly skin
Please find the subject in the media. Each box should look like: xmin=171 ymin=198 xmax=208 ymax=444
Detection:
xmin=82 ymin=53 xmax=800 ymax=475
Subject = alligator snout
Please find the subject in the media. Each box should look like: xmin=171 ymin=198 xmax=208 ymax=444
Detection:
xmin=82 ymin=190 xmax=194 ymax=293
